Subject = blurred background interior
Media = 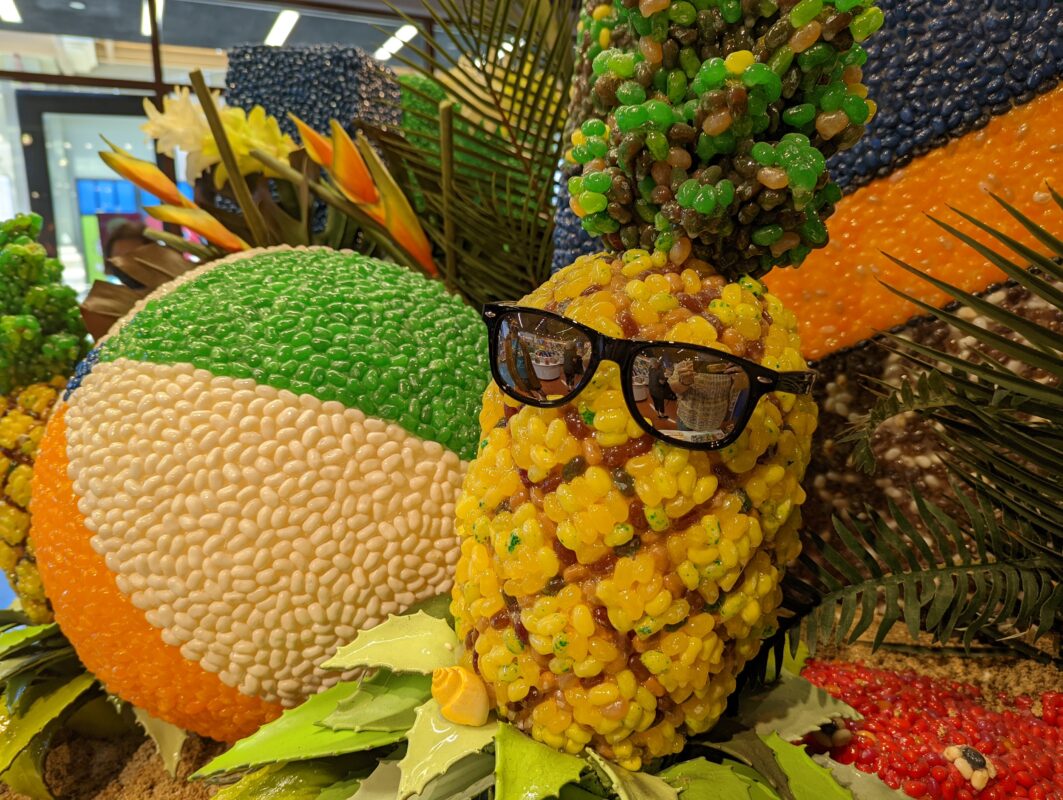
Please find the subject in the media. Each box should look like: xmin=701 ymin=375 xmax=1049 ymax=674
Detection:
xmin=0 ymin=0 xmax=459 ymax=297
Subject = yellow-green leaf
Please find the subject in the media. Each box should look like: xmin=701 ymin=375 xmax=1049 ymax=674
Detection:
xmin=193 ymin=681 xmax=402 ymax=780
xmin=0 ymin=728 xmax=53 ymax=800
xmin=353 ymin=756 xmax=493 ymax=800
xmin=495 ymin=723 xmax=585 ymax=800
xmin=0 ymin=673 xmax=95 ymax=774
xmin=322 ymin=671 xmax=431 ymax=733
xmin=213 ymin=761 xmax=355 ymax=800
xmin=762 ymin=733 xmax=852 ymax=800
xmin=323 ymin=613 xmax=460 ymax=674
xmin=811 ymin=757 xmax=908 ymax=800
xmin=586 ymin=751 xmax=678 ymax=800
xmin=398 ymin=700 xmax=497 ymax=800
xmin=134 ymin=706 xmax=189 ymax=777
xmin=736 ymin=672 xmax=861 ymax=740
xmin=660 ymin=758 xmax=759 ymax=800
xmin=0 ymin=625 xmax=57 ymax=660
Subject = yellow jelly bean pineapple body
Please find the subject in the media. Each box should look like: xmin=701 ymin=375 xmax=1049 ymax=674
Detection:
xmin=451 ymin=250 xmax=817 ymax=769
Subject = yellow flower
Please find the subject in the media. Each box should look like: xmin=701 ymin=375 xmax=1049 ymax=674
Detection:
xmin=141 ymin=87 xmax=216 ymax=182
xmin=201 ymin=105 xmax=297 ymax=190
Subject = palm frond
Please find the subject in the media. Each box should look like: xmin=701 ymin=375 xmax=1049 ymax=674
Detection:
xmin=741 ymin=185 xmax=1063 ymax=686
xmin=363 ymin=0 xmax=577 ymax=304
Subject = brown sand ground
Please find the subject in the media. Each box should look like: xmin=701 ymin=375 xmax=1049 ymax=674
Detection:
xmin=1 ymin=638 xmax=1057 ymax=800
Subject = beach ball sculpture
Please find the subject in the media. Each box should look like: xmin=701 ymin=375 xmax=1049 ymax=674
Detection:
xmin=31 ymin=246 xmax=488 ymax=741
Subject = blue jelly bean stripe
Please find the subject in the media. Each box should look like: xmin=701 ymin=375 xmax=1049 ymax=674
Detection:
xmin=65 ymin=346 xmax=102 ymax=401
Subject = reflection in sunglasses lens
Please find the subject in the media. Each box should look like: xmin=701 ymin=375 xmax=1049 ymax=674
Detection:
xmin=631 ymin=346 xmax=750 ymax=446
xmin=495 ymin=311 xmax=593 ymax=404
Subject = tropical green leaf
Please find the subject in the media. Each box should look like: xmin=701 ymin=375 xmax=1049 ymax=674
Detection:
xmin=397 ymin=700 xmax=497 ymax=800
xmin=712 ymin=730 xmax=796 ymax=800
xmin=0 ymin=728 xmax=53 ymax=800
xmin=495 ymin=722 xmax=585 ymax=800
xmin=363 ymin=0 xmax=577 ymax=304
xmin=321 ymin=671 xmax=431 ymax=733
xmin=212 ymin=760 xmax=361 ymax=800
xmin=735 ymin=672 xmax=861 ymax=741
xmin=0 ymin=673 xmax=96 ymax=775
xmin=351 ymin=757 xmax=493 ymax=800
xmin=322 ymin=612 xmax=460 ymax=673
xmin=133 ymin=706 xmax=188 ymax=777
xmin=659 ymin=758 xmax=764 ymax=799
xmin=811 ymin=757 xmax=908 ymax=800
xmin=761 ymin=734 xmax=852 ymax=800
xmin=193 ymin=681 xmax=401 ymax=780
xmin=585 ymin=751 xmax=678 ymax=800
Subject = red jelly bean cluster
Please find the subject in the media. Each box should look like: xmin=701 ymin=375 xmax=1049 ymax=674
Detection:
xmin=801 ymin=660 xmax=1063 ymax=800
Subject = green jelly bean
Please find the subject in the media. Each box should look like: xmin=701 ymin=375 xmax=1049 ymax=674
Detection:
xmin=646 ymin=130 xmax=670 ymax=161
xmin=584 ymin=171 xmax=613 ymax=193
xmin=789 ymin=0 xmax=823 ymax=28
xmin=654 ymin=212 xmax=671 ymax=232
xmin=587 ymin=44 xmax=603 ymax=63
xmin=720 ymin=0 xmax=742 ymax=23
xmin=741 ymin=62 xmax=783 ymax=102
xmin=635 ymin=199 xmax=656 ymax=223
xmin=693 ymin=186 xmax=717 ymax=214
xmin=790 ymin=243 xmax=812 ymax=264
xmin=571 ymin=144 xmax=594 ymax=163
xmin=782 ymin=103 xmax=815 ymax=127
xmin=851 ymin=7 xmax=885 ymax=42
xmin=592 ymin=50 xmax=613 ymax=76
xmin=843 ymin=44 xmax=868 ymax=66
xmin=712 ymin=130 xmax=737 ymax=153
xmin=821 ymin=183 xmax=843 ymax=204
xmin=679 ymin=47 xmax=701 ymax=79
xmin=798 ymin=210 xmax=827 ymax=244
xmin=752 ymin=225 xmax=784 ymax=246
xmin=819 ymin=83 xmax=847 ymax=112
xmin=747 ymin=92 xmax=768 ymax=118
xmin=701 ymin=57 xmax=727 ymax=86
xmin=669 ymin=1 xmax=697 ymax=25
xmin=638 ymin=175 xmax=657 ymax=198
xmin=716 ymin=179 xmax=735 ymax=208
xmin=676 ymin=179 xmax=700 ymax=207
xmin=614 ymin=104 xmax=649 ymax=131
xmin=751 ymin=142 xmax=776 ymax=165
xmin=798 ymin=43 xmax=835 ymax=71
xmin=731 ymin=116 xmax=753 ymax=138
xmin=630 ymin=12 xmax=653 ymax=35
xmin=653 ymin=68 xmax=669 ymax=91
xmin=581 ymin=119 xmax=607 ymax=137
xmin=781 ymin=132 xmax=811 ymax=148
xmin=655 ymin=232 xmax=675 ymax=252
xmin=696 ymin=134 xmax=716 ymax=162
xmin=579 ymin=191 xmax=608 ymax=214
xmin=651 ymin=13 xmax=669 ymax=40
xmin=787 ymin=164 xmax=818 ymax=191
xmin=752 ymin=114 xmax=771 ymax=134
xmin=692 ymin=0 xmax=713 ymax=9
xmin=616 ymin=81 xmax=647 ymax=105
xmin=567 ymin=175 xmax=585 ymax=195
xmin=682 ymin=99 xmax=699 ymax=120
xmin=667 ymin=70 xmax=688 ymax=104
xmin=608 ymin=52 xmax=639 ymax=78
xmin=834 ymin=0 xmax=862 ymax=9
xmin=644 ymin=99 xmax=675 ymax=128
xmin=768 ymin=45 xmax=794 ymax=77
xmin=842 ymin=94 xmax=870 ymax=124
xmin=586 ymin=137 xmax=609 ymax=158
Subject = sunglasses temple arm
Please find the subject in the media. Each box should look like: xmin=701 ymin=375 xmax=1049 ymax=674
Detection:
xmin=776 ymin=371 xmax=817 ymax=394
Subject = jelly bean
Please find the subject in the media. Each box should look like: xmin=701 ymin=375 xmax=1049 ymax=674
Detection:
xmin=692 ymin=185 xmax=717 ymax=214
xmin=567 ymin=176 xmax=585 ymax=196
xmin=788 ymin=0 xmax=823 ymax=29
xmin=616 ymin=81 xmax=646 ymax=105
xmin=841 ymin=94 xmax=869 ymax=124
xmin=581 ymin=118 xmax=607 ymax=138
xmin=584 ymin=171 xmax=613 ymax=193
xmin=579 ymin=191 xmax=609 ymax=214
xmin=741 ymin=63 xmax=783 ymax=102
xmin=782 ymin=103 xmax=815 ymax=127
xmin=667 ymin=70 xmax=688 ymax=104
xmin=751 ymin=142 xmax=776 ymax=165
xmin=724 ymin=50 xmax=755 ymax=75
xmin=646 ymin=130 xmax=670 ymax=161
xmin=645 ymin=99 xmax=676 ymax=128
xmin=751 ymin=225 xmax=784 ymax=246
xmin=668 ymin=1 xmax=697 ymax=26
xmin=715 ymin=179 xmax=735 ymax=208
xmin=614 ymin=104 xmax=649 ymax=131
xmin=850 ymin=7 xmax=885 ymax=42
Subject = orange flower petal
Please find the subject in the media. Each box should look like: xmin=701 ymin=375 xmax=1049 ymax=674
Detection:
xmin=146 ymin=205 xmax=249 ymax=252
xmin=329 ymin=120 xmax=379 ymax=206
xmin=289 ymin=114 xmax=334 ymax=168
xmin=100 ymin=149 xmax=194 ymax=209
xmin=355 ymin=133 xmax=436 ymax=275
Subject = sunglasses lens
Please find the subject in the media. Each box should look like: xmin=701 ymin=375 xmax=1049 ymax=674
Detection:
xmin=493 ymin=310 xmax=594 ymax=404
xmin=630 ymin=346 xmax=752 ymax=446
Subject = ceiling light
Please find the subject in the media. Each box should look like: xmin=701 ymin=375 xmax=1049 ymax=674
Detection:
xmin=139 ymin=0 xmax=164 ymax=36
xmin=372 ymin=47 xmax=392 ymax=61
xmin=0 ymin=0 xmax=22 ymax=24
xmin=395 ymin=24 xmax=418 ymax=43
xmin=373 ymin=25 xmax=418 ymax=62
xmin=69 ymin=1 xmax=86 ymax=9
xmin=265 ymin=9 xmax=299 ymax=47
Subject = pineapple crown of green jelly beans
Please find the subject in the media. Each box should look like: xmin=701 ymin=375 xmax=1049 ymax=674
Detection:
xmin=567 ymin=0 xmax=883 ymax=280
xmin=96 ymin=249 xmax=490 ymax=461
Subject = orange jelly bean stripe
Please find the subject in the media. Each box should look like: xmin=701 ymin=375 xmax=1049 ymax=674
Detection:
xmin=766 ymin=87 xmax=1063 ymax=362
xmin=31 ymin=407 xmax=281 ymax=742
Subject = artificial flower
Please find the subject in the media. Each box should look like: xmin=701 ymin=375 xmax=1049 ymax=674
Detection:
xmin=141 ymin=86 xmax=217 ymax=182
xmin=201 ymin=105 xmax=298 ymax=190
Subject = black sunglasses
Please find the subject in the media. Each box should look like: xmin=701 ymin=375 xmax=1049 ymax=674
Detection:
xmin=482 ymin=302 xmax=816 ymax=451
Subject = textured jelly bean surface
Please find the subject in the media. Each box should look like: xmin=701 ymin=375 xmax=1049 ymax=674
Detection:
xmin=452 ymin=252 xmax=817 ymax=770
xmin=32 ymin=408 xmax=282 ymax=742
xmin=767 ymin=87 xmax=1063 ymax=360
xmin=831 ymin=0 xmax=1063 ymax=191
xmin=98 ymin=248 xmax=489 ymax=460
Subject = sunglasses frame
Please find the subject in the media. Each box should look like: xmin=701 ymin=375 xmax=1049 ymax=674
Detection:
xmin=482 ymin=301 xmax=816 ymax=451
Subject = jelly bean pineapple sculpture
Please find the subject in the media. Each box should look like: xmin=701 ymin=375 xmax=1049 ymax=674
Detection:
xmin=450 ymin=0 xmax=882 ymax=770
